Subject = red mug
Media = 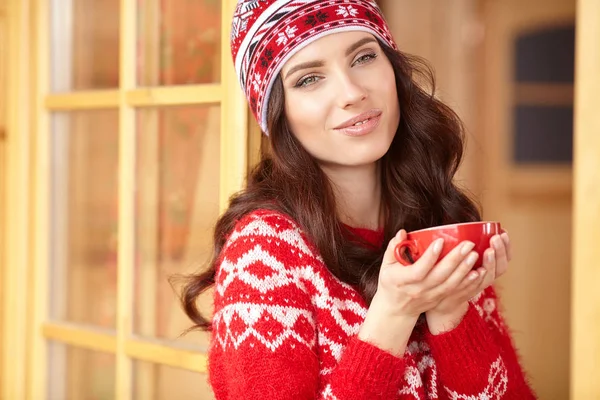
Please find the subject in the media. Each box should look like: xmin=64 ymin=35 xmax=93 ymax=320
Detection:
xmin=394 ymin=221 xmax=504 ymax=268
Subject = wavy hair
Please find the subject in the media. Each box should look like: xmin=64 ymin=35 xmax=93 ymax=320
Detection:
xmin=179 ymin=42 xmax=481 ymax=331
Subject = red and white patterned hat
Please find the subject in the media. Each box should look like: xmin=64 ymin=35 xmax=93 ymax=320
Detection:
xmin=230 ymin=0 xmax=397 ymax=134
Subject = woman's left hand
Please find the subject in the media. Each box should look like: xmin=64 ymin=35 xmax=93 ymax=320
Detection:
xmin=425 ymin=232 xmax=512 ymax=334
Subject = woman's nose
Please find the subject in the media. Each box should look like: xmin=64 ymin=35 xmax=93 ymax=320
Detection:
xmin=336 ymin=73 xmax=368 ymax=109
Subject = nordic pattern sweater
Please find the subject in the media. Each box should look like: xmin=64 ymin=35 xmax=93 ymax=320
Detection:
xmin=208 ymin=209 xmax=536 ymax=399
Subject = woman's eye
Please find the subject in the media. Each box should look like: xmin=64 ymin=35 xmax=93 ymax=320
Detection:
xmin=296 ymin=75 xmax=320 ymax=87
xmin=354 ymin=53 xmax=377 ymax=65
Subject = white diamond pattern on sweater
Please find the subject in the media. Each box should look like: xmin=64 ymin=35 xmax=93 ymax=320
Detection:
xmin=214 ymin=302 xmax=316 ymax=351
xmin=224 ymin=212 xmax=319 ymax=259
xmin=217 ymin=244 xmax=309 ymax=295
xmin=214 ymin=212 xmax=367 ymax=360
xmin=209 ymin=209 xmax=536 ymax=399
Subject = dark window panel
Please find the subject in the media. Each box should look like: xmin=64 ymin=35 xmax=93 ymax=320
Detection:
xmin=513 ymin=105 xmax=573 ymax=163
xmin=515 ymin=25 xmax=575 ymax=83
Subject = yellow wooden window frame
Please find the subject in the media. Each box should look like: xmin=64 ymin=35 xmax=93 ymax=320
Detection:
xmin=2 ymin=0 xmax=247 ymax=399
xmin=3 ymin=0 xmax=600 ymax=399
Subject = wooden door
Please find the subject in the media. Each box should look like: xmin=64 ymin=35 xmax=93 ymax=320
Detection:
xmin=479 ymin=1 xmax=575 ymax=399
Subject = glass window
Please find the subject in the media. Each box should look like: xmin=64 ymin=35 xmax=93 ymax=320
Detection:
xmin=49 ymin=110 xmax=119 ymax=329
xmin=50 ymin=0 xmax=120 ymax=91
xmin=137 ymin=0 xmax=222 ymax=86
xmin=134 ymin=105 xmax=220 ymax=347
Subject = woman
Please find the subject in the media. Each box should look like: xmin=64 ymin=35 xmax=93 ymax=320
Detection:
xmin=181 ymin=0 xmax=537 ymax=398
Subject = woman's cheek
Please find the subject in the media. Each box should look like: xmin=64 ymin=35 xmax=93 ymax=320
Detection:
xmin=301 ymin=91 xmax=331 ymax=115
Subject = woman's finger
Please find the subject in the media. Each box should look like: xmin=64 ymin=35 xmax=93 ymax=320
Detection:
xmin=501 ymin=232 xmax=512 ymax=262
xmin=421 ymin=241 xmax=475 ymax=289
xmin=431 ymin=251 xmax=480 ymax=297
xmin=382 ymin=229 xmax=407 ymax=266
xmin=480 ymin=248 xmax=497 ymax=289
xmin=405 ymin=238 xmax=444 ymax=283
xmin=492 ymin=235 xmax=509 ymax=278
xmin=382 ymin=231 xmax=443 ymax=285
xmin=456 ymin=266 xmax=487 ymax=296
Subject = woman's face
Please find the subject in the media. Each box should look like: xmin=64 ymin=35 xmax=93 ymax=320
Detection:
xmin=280 ymin=31 xmax=400 ymax=168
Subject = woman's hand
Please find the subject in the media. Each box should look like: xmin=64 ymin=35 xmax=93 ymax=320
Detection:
xmin=425 ymin=232 xmax=512 ymax=335
xmin=358 ymin=229 xmax=481 ymax=355
xmin=373 ymin=229 xmax=484 ymax=319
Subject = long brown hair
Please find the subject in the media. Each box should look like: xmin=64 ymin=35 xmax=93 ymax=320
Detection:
xmin=179 ymin=43 xmax=481 ymax=331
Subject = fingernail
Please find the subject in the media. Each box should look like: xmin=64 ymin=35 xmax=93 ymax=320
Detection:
xmin=433 ymin=238 xmax=444 ymax=254
xmin=461 ymin=241 xmax=475 ymax=255
xmin=466 ymin=252 xmax=479 ymax=266
xmin=492 ymin=236 xmax=502 ymax=250
xmin=487 ymin=250 xmax=495 ymax=263
xmin=468 ymin=271 xmax=479 ymax=281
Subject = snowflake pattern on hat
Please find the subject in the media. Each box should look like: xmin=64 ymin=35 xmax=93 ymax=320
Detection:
xmin=230 ymin=0 xmax=397 ymax=134
xmin=231 ymin=0 xmax=267 ymax=40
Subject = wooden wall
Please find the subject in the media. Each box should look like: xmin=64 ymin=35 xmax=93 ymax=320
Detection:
xmin=380 ymin=1 xmax=576 ymax=398
xmin=380 ymin=0 xmax=483 ymax=195
xmin=0 ymin=1 xmax=8 ymax=394
xmin=478 ymin=1 xmax=575 ymax=398
xmin=571 ymin=0 xmax=600 ymax=397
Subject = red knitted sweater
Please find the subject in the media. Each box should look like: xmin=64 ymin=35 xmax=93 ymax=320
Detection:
xmin=209 ymin=210 xmax=536 ymax=399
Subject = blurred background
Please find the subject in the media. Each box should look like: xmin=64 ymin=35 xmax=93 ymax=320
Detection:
xmin=1 ymin=0 xmax=598 ymax=399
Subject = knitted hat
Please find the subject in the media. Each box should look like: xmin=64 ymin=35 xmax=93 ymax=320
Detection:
xmin=230 ymin=0 xmax=397 ymax=134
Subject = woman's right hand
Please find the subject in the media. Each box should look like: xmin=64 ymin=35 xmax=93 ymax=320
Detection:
xmin=357 ymin=229 xmax=479 ymax=355
xmin=376 ymin=229 xmax=480 ymax=318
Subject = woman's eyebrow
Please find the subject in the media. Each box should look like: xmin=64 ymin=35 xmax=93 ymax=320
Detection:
xmin=344 ymin=37 xmax=377 ymax=56
xmin=284 ymin=60 xmax=325 ymax=81
xmin=283 ymin=37 xmax=377 ymax=81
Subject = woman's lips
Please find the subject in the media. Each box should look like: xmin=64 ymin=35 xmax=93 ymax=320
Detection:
xmin=335 ymin=112 xmax=382 ymax=137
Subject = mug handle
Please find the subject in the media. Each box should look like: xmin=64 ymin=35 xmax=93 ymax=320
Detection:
xmin=394 ymin=240 xmax=418 ymax=266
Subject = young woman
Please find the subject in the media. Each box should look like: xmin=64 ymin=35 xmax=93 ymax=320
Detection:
xmin=181 ymin=1 xmax=537 ymax=398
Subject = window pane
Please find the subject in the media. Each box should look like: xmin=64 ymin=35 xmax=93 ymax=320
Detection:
xmin=513 ymin=105 xmax=573 ymax=163
xmin=515 ymin=25 xmax=575 ymax=83
xmin=48 ymin=342 xmax=115 ymax=400
xmin=134 ymin=105 xmax=220 ymax=346
xmin=49 ymin=110 xmax=119 ymax=328
xmin=137 ymin=0 xmax=221 ymax=86
xmin=50 ymin=0 xmax=120 ymax=91
xmin=133 ymin=361 xmax=214 ymax=399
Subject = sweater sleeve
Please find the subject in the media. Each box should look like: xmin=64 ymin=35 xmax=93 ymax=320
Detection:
xmin=424 ymin=286 xmax=537 ymax=399
xmin=208 ymin=211 xmax=407 ymax=400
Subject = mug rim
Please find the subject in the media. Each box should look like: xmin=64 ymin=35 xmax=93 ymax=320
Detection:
xmin=411 ymin=221 xmax=501 ymax=234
